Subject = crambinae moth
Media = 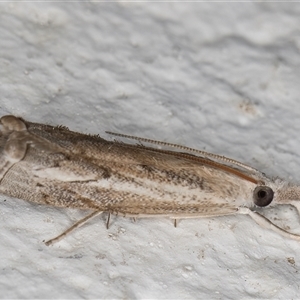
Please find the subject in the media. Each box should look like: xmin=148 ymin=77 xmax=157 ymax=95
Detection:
xmin=1 ymin=115 xmax=300 ymax=245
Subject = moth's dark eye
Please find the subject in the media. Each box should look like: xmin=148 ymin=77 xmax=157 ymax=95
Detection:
xmin=253 ymin=186 xmax=274 ymax=207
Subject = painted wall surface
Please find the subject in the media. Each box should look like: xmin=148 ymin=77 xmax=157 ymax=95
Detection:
xmin=1 ymin=3 xmax=300 ymax=299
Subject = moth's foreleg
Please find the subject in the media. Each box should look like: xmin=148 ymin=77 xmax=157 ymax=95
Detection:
xmin=45 ymin=210 xmax=103 ymax=246
xmin=106 ymin=212 xmax=111 ymax=229
xmin=238 ymin=207 xmax=300 ymax=241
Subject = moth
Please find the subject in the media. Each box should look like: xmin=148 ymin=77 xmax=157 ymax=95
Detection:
xmin=1 ymin=115 xmax=300 ymax=246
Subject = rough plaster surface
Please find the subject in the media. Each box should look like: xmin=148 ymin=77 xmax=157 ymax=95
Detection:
xmin=1 ymin=2 xmax=300 ymax=299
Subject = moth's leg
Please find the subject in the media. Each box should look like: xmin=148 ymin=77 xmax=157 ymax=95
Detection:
xmin=290 ymin=201 xmax=300 ymax=221
xmin=45 ymin=210 xmax=103 ymax=246
xmin=238 ymin=207 xmax=300 ymax=241
xmin=106 ymin=212 xmax=111 ymax=229
xmin=174 ymin=219 xmax=177 ymax=227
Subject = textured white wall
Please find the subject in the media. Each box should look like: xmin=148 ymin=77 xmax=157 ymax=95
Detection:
xmin=1 ymin=3 xmax=300 ymax=299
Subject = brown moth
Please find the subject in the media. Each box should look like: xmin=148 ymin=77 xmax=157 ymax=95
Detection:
xmin=1 ymin=115 xmax=300 ymax=246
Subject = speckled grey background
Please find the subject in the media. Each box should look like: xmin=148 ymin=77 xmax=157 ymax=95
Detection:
xmin=1 ymin=3 xmax=300 ymax=299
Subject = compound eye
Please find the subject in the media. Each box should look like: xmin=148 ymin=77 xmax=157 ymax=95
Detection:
xmin=253 ymin=186 xmax=274 ymax=207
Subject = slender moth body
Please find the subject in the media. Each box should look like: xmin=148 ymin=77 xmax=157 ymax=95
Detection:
xmin=1 ymin=114 xmax=300 ymax=245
